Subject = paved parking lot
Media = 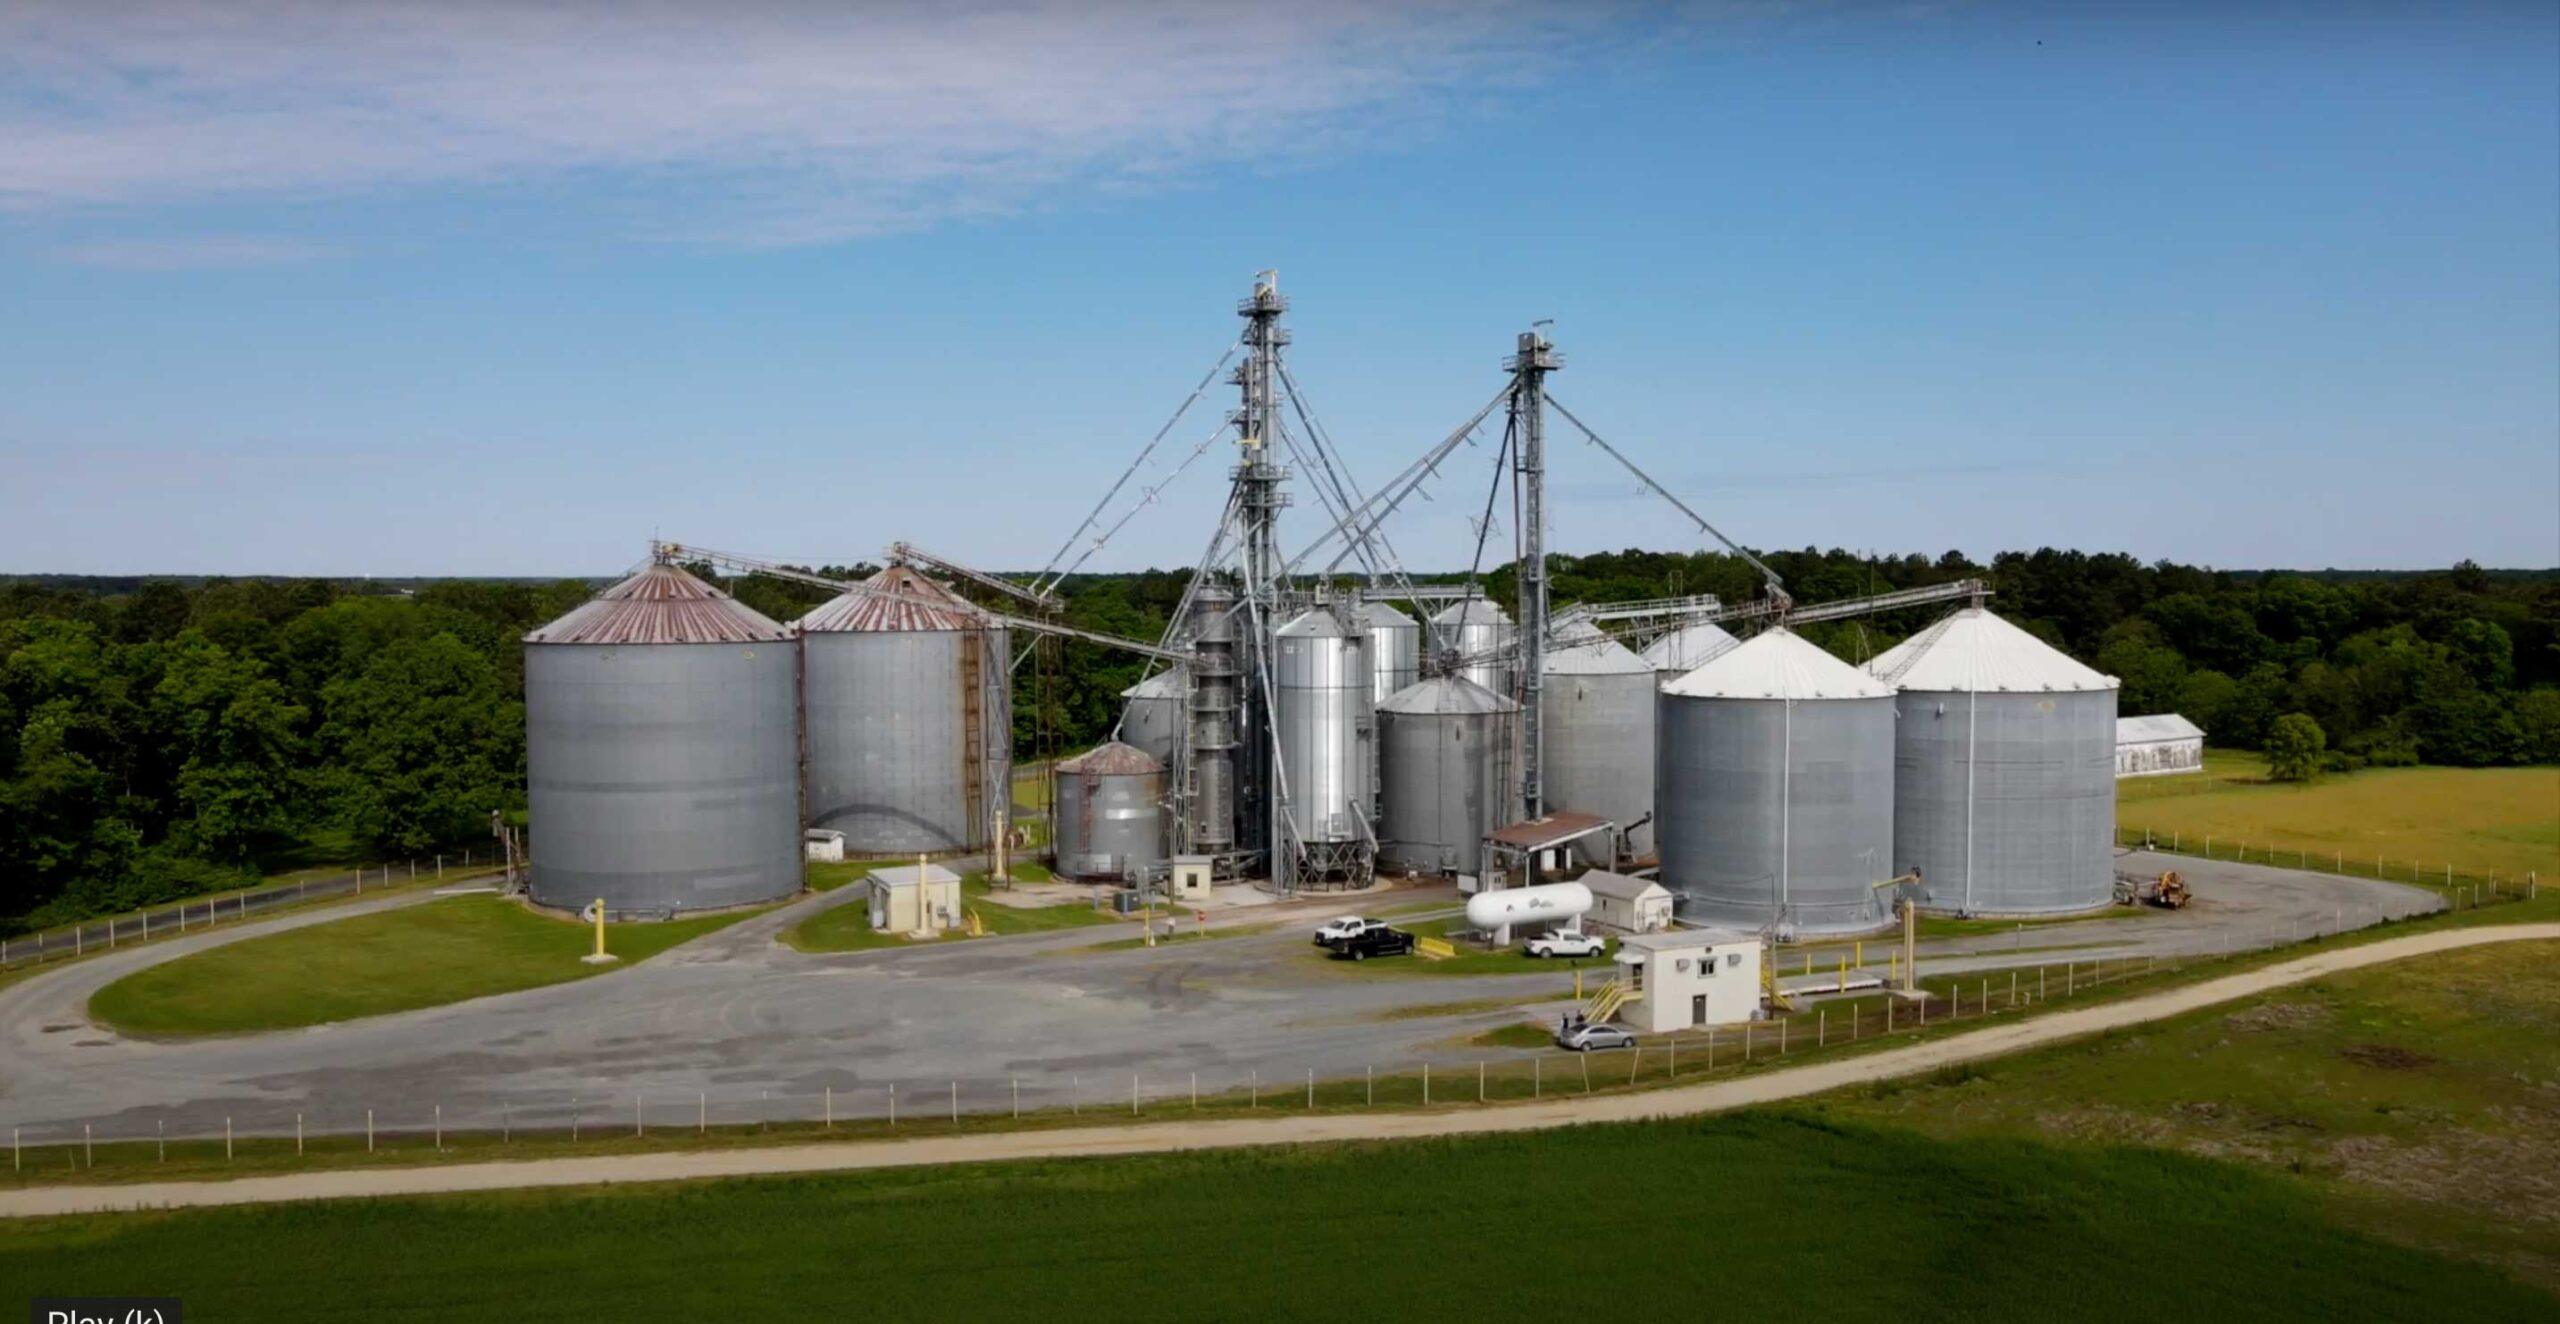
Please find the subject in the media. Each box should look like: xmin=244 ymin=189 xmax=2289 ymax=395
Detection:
xmin=0 ymin=851 xmax=2442 ymax=1141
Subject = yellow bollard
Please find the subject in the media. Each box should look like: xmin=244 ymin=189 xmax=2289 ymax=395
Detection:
xmin=581 ymin=898 xmax=618 ymax=964
xmin=1855 ymin=941 xmax=1864 ymax=969
xmin=1837 ymin=955 xmax=1847 ymax=993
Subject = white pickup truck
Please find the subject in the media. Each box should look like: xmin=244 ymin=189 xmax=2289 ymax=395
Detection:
xmin=1313 ymin=916 xmax=1386 ymax=948
xmin=1523 ymin=929 xmax=1607 ymax=959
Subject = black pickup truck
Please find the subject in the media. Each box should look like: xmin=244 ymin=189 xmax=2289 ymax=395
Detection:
xmin=1329 ymin=925 xmax=1417 ymax=961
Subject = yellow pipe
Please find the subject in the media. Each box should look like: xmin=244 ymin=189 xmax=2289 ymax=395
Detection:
xmin=592 ymin=898 xmax=608 ymax=960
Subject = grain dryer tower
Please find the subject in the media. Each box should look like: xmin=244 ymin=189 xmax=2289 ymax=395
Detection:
xmin=1865 ymin=606 xmax=2119 ymax=917
xmin=524 ymin=559 xmax=801 ymax=916
xmin=1542 ymin=622 xmax=1658 ymax=859
xmin=797 ymin=565 xmax=1011 ymax=855
xmin=1376 ymin=675 xmax=1516 ymax=877
xmin=1656 ymin=626 xmax=1896 ymax=937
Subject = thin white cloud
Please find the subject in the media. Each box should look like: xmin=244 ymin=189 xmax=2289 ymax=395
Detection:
xmin=49 ymin=234 xmax=336 ymax=270
xmin=0 ymin=1 xmax=1617 ymax=244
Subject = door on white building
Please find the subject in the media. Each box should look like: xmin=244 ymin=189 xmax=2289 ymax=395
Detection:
xmin=1692 ymin=994 xmax=1707 ymax=1026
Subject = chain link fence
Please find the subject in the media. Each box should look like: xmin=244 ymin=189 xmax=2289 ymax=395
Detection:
xmin=1 ymin=851 xmax=505 ymax=972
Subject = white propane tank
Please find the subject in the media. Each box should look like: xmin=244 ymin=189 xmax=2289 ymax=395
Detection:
xmin=1464 ymin=881 xmax=1594 ymax=932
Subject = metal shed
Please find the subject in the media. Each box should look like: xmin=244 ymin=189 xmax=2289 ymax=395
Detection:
xmin=1867 ymin=607 xmax=2120 ymax=918
xmin=2116 ymin=713 xmax=2205 ymax=778
xmin=524 ymin=561 xmax=802 ymax=917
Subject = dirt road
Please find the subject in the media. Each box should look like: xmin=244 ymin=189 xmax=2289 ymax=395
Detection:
xmin=7 ymin=921 xmax=2547 ymax=1219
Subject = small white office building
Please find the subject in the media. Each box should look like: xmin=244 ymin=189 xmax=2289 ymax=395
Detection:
xmin=804 ymin=828 xmax=847 ymax=863
xmin=867 ymin=863 xmax=964 ymax=935
xmin=1611 ymin=928 xmax=1762 ymax=1032
xmin=1581 ymin=870 xmax=1674 ymax=934
xmin=2116 ymin=713 xmax=2205 ymax=778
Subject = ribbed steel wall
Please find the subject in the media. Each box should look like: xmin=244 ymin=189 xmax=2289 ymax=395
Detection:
xmin=1119 ymin=668 xmax=1186 ymax=766
xmin=1356 ymin=603 xmax=1419 ymax=704
xmin=1432 ymin=600 xmax=1513 ymax=697
xmin=1543 ymin=661 xmax=1658 ymax=859
xmin=1377 ymin=678 xmax=1515 ymax=876
xmin=1274 ymin=609 xmax=1370 ymax=845
xmin=526 ymin=641 xmax=801 ymax=914
xmin=1893 ymin=688 xmax=2117 ymax=916
xmin=802 ymin=627 xmax=1011 ymax=854
xmin=1052 ymin=765 xmax=1165 ymax=882
xmin=1655 ymin=690 xmax=1896 ymax=936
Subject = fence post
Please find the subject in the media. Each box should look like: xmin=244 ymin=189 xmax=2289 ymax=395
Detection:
xmin=1478 ymin=1061 xmax=1486 ymax=1102
xmin=1534 ymin=1056 xmax=1541 ymax=1097
xmin=1819 ymin=1008 xmax=1825 ymax=1047
xmin=158 ymin=1119 xmax=165 ymax=1162
xmin=436 ymin=1105 xmax=443 ymax=1150
xmin=86 ymin=1123 xmax=94 ymax=1168
xmin=826 ymin=1085 xmax=834 ymax=1131
xmin=949 ymin=1082 xmax=957 ymax=1124
xmin=1013 ymin=1078 xmax=1020 ymax=1119
xmin=634 ymin=1097 xmax=643 ymax=1138
xmin=1424 ymin=1063 xmax=1432 ymax=1104
xmin=1193 ymin=1072 xmax=1200 ymax=1110
xmin=296 ymin=1113 xmax=304 ymax=1155
xmin=367 ymin=1109 xmax=375 ymax=1152
xmin=10 ymin=1127 xmax=16 ymax=1172
xmin=890 ymin=1083 xmax=897 ymax=1126
xmin=1579 ymin=1053 xmax=1590 ymax=1095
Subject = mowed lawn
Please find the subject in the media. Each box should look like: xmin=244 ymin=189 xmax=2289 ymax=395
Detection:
xmin=0 ymin=1111 xmax=2541 ymax=1321
xmin=2118 ymin=750 xmax=2560 ymax=881
xmin=1800 ymin=939 xmax=2560 ymax=1294
xmin=88 ymin=896 xmax=757 ymax=1037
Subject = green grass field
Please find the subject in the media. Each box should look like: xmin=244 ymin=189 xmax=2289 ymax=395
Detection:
xmin=0 ymin=1110 xmax=2541 ymax=1321
xmin=2119 ymin=750 xmax=2560 ymax=882
xmin=87 ymin=896 xmax=758 ymax=1037
xmin=1801 ymin=938 xmax=2560 ymax=1294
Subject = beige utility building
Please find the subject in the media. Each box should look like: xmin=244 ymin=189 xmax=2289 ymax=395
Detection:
xmin=1610 ymin=929 xmax=1762 ymax=1032
xmin=867 ymin=862 xmax=964 ymax=935
xmin=1581 ymin=871 xmax=1674 ymax=934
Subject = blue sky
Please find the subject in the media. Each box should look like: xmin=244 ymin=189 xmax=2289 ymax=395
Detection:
xmin=2 ymin=2 xmax=2553 ymax=577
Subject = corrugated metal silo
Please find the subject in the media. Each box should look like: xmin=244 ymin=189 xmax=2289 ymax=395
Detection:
xmin=1866 ymin=607 xmax=2120 ymax=917
xmin=1543 ymin=624 xmax=1659 ymax=858
xmin=524 ymin=562 xmax=800 ymax=915
xmin=1274 ymin=606 xmax=1371 ymax=844
xmin=1118 ymin=667 xmax=1187 ymax=766
xmin=797 ymin=566 xmax=1011 ymax=855
xmin=1431 ymin=598 xmax=1513 ymax=697
xmin=1376 ymin=676 xmax=1517 ymax=877
xmin=1051 ymin=741 xmax=1166 ymax=882
xmin=1641 ymin=618 xmax=1742 ymax=679
xmin=1656 ymin=627 xmax=1896 ymax=937
xmin=1355 ymin=601 xmax=1420 ymax=705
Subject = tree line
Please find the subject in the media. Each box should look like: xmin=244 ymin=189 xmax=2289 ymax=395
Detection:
xmin=6 ymin=551 xmax=2552 ymax=930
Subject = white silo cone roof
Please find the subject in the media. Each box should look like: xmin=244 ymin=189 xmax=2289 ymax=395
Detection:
xmin=1662 ymin=626 xmax=1892 ymax=700
xmin=1546 ymin=626 xmax=1652 ymax=676
xmin=1122 ymin=668 xmax=1186 ymax=700
xmin=1864 ymin=607 xmax=2117 ymax=694
xmin=1642 ymin=619 xmax=1742 ymax=672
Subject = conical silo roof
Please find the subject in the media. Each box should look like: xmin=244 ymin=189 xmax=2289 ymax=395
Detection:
xmin=795 ymin=565 xmax=987 ymax=633
xmin=1380 ymin=674 xmax=1517 ymax=715
xmin=1355 ymin=601 xmax=1416 ymax=629
xmin=1642 ymin=619 xmax=1742 ymax=673
xmin=1662 ymin=626 xmax=1892 ymax=700
xmin=523 ymin=562 xmax=791 ymax=645
xmin=1546 ymin=625 xmax=1651 ymax=676
xmin=1865 ymin=607 xmax=2116 ymax=694
xmin=1431 ymin=598 xmax=1511 ymax=627
xmin=1278 ymin=605 xmax=1353 ymax=639
xmin=1056 ymin=740 xmax=1164 ymax=775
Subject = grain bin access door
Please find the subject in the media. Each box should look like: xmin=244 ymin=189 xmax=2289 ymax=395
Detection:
xmin=962 ymin=628 xmax=988 ymax=848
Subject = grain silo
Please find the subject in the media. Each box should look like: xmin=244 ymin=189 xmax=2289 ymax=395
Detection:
xmin=1542 ymin=623 xmax=1659 ymax=859
xmin=1656 ymin=626 xmax=1896 ymax=937
xmin=1865 ymin=607 xmax=2120 ymax=917
xmin=1354 ymin=601 xmax=1421 ymax=705
xmin=1431 ymin=597 xmax=1514 ymax=697
xmin=1050 ymin=741 xmax=1166 ymax=882
xmin=1376 ymin=676 xmax=1517 ymax=877
xmin=1273 ymin=606 xmax=1371 ymax=846
xmin=1641 ymin=618 xmax=1741 ymax=679
xmin=797 ymin=566 xmax=1011 ymax=855
xmin=1118 ymin=667 xmax=1187 ymax=766
xmin=524 ymin=561 xmax=800 ymax=916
